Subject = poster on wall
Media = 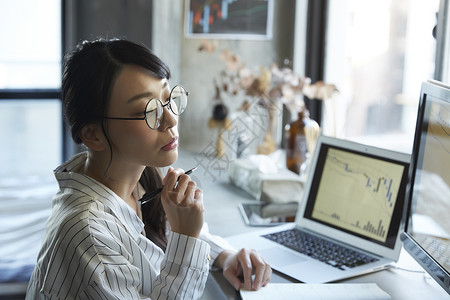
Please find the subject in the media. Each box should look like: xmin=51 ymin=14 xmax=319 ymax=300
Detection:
xmin=185 ymin=0 xmax=273 ymax=40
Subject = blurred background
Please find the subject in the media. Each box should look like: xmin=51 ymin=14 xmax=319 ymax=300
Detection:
xmin=0 ymin=0 xmax=448 ymax=179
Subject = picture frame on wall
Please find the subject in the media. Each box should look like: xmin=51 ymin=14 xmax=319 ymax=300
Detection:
xmin=185 ymin=0 xmax=273 ymax=40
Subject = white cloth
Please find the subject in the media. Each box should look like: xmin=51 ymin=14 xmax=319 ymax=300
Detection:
xmin=0 ymin=176 xmax=56 ymax=282
xmin=26 ymin=152 xmax=233 ymax=299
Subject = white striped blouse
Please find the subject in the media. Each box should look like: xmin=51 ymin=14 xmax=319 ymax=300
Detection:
xmin=26 ymin=152 xmax=232 ymax=299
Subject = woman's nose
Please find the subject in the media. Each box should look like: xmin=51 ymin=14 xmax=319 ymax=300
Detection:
xmin=159 ymin=105 xmax=177 ymax=131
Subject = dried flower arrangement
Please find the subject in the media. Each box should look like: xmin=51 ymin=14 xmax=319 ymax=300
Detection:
xmin=200 ymin=39 xmax=338 ymax=111
xmin=199 ymin=39 xmax=339 ymax=154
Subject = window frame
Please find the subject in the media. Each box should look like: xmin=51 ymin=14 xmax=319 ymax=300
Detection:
xmin=304 ymin=0 xmax=328 ymax=125
xmin=435 ymin=0 xmax=450 ymax=83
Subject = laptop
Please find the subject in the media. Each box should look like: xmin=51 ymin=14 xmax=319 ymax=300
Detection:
xmin=227 ymin=135 xmax=410 ymax=283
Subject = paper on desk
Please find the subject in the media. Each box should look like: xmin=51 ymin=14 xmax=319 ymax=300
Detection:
xmin=240 ymin=283 xmax=391 ymax=300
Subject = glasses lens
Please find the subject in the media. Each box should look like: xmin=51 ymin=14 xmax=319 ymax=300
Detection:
xmin=145 ymin=99 xmax=163 ymax=129
xmin=170 ymin=85 xmax=188 ymax=115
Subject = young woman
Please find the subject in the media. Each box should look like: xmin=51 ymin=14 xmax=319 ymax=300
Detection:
xmin=26 ymin=39 xmax=271 ymax=299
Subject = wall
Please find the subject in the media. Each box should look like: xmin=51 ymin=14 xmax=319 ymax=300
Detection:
xmin=64 ymin=0 xmax=153 ymax=49
xmin=63 ymin=0 xmax=154 ymax=158
xmin=153 ymin=0 xmax=297 ymax=152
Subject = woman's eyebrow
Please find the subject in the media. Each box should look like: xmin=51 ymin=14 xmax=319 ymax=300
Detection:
xmin=126 ymin=82 xmax=169 ymax=103
xmin=127 ymin=92 xmax=153 ymax=103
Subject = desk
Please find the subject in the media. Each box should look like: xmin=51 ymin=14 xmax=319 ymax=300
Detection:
xmin=174 ymin=151 xmax=450 ymax=300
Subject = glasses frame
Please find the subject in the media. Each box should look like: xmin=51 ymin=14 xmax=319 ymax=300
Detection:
xmin=105 ymin=85 xmax=189 ymax=130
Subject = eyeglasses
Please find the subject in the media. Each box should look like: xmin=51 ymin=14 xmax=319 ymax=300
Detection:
xmin=105 ymin=85 xmax=189 ymax=129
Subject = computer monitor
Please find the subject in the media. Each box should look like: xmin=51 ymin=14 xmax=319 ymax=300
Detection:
xmin=401 ymin=79 xmax=450 ymax=295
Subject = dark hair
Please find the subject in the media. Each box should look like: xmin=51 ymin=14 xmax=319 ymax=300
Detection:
xmin=62 ymin=38 xmax=170 ymax=250
xmin=62 ymin=38 xmax=170 ymax=143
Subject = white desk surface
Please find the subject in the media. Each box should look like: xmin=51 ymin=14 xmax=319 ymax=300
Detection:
xmin=172 ymin=151 xmax=449 ymax=300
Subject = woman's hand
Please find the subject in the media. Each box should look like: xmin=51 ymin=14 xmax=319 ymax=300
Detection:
xmin=161 ymin=167 xmax=204 ymax=238
xmin=216 ymin=249 xmax=272 ymax=291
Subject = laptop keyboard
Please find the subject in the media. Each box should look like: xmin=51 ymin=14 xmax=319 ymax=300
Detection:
xmin=263 ymin=229 xmax=379 ymax=270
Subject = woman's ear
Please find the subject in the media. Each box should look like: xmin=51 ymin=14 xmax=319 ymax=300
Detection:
xmin=80 ymin=124 xmax=106 ymax=151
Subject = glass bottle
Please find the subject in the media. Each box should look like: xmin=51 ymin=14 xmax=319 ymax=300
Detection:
xmin=284 ymin=109 xmax=309 ymax=174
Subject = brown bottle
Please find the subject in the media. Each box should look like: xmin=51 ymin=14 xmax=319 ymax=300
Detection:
xmin=285 ymin=109 xmax=308 ymax=174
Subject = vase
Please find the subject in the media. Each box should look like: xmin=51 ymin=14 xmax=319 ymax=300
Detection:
xmin=257 ymin=99 xmax=281 ymax=155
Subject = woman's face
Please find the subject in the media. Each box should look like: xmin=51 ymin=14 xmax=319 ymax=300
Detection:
xmin=106 ymin=64 xmax=179 ymax=168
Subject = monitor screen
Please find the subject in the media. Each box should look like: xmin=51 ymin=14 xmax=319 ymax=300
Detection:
xmin=401 ymin=80 xmax=450 ymax=295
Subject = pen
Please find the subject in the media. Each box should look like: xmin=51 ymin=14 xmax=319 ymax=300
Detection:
xmin=139 ymin=166 xmax=198 ymax=205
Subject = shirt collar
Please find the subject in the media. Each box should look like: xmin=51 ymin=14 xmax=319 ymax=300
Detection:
xmin=54 ymin=152 xmax=145 ymax=240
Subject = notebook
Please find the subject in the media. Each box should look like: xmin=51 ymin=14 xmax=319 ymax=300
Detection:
xmin=227 ymin=135 xmax=410 ymax=283
xmin=240 ymin=283 xmax=391 ymax=300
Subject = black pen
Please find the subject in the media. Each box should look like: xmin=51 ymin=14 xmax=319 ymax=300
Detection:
xmin=139 ymin=166 xmax=198 ymax=205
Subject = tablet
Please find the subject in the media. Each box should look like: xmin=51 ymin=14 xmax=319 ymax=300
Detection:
xmin=238 ymin=202 xmax=298 ymax=227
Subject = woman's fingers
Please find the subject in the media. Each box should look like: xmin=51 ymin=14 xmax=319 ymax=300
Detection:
xmin=225 ymin=249 xmax=272 ymax=291
xmin=164 ymin=170 xmax=198 ymax=206
xmin=249 ymin=250 xmax=265 ymax=289
xmin=251 ymin=252 xmax=272 ymax=289
xmin=236 ymin=249 xmax=254 ymax=291
xmin=160 ymin=168 xmax=204 ymax=237
xmin=173 ymin=175 xmax=194 ymax=201
xmin=262 ymin=259 xmax=272 ymax=287
xmin=162 ymin=168 xmax=183 ymax=188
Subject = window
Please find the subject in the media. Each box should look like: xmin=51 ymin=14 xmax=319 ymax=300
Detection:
xmin=0 ymin=0 xmax=61 ymax=89
xmin=323 ymin=0 xmax=440 ymax=153
xmin=0 ymin=100 xmax=61 ymax=178
xmin=0 ymin=0 xmax=62 ymax=179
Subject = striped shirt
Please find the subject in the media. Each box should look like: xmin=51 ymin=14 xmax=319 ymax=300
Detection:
xmin=26 ymin=152 xmax=232 ymax=299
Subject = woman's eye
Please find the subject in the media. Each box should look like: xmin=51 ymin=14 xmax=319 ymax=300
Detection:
xmin=134 ymin=110 xmax=146 ymax=117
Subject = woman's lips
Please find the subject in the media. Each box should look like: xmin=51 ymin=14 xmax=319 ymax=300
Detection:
xmin=161 ymin=137 xmax=178 ymax=151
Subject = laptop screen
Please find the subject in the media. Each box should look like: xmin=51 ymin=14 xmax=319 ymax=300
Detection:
xmin=303 ymin=142 xmax=409 ymax=249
